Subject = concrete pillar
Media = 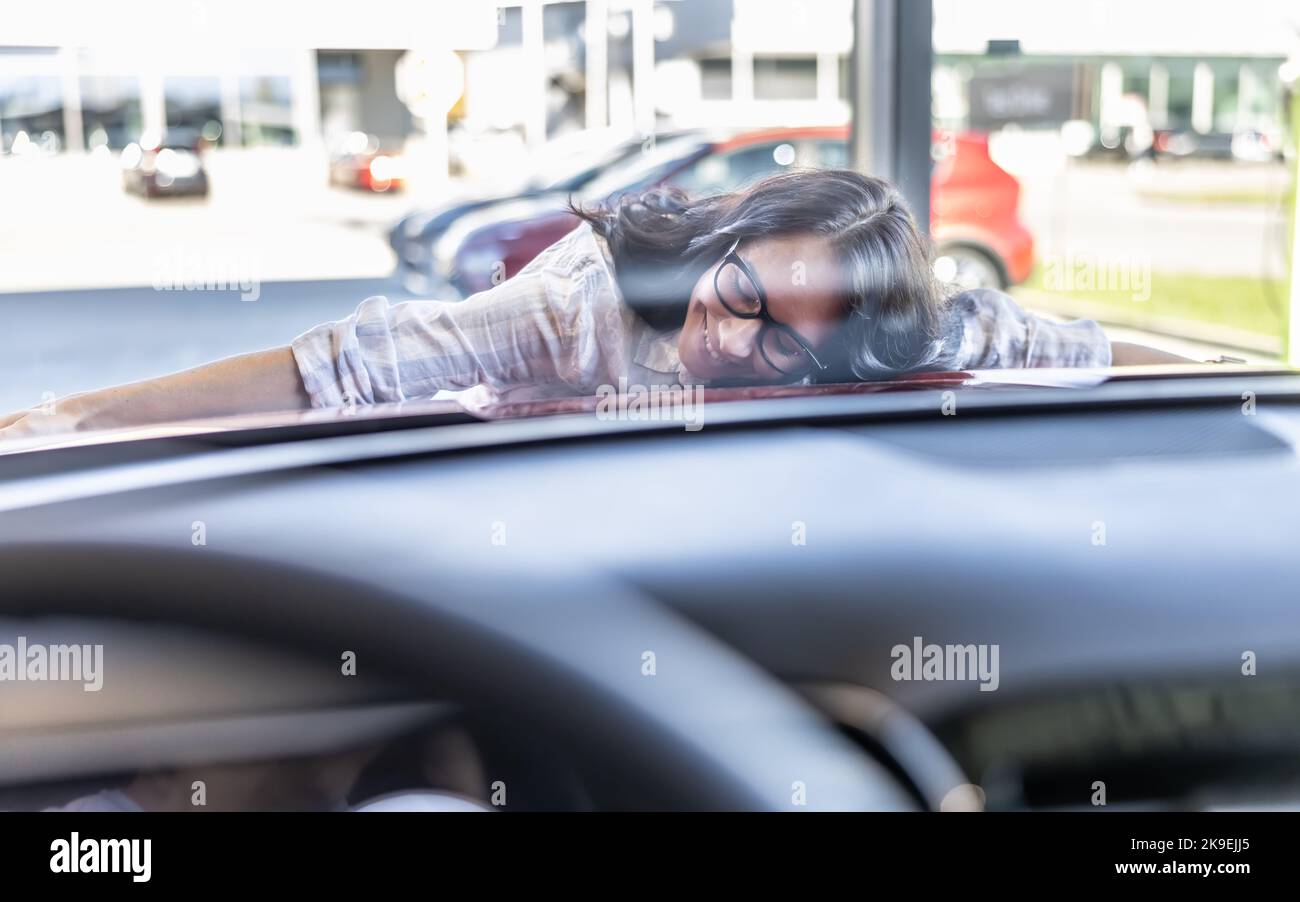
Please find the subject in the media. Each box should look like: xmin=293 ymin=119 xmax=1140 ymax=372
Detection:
xmin=1192 ymin=61 xmax=1214 ymax=133
xmin=631 ymin=0 xmax=654 ymax=135
xmin=292 ymin=48 xmax=322 ymax=153
xmin=816 ymin=51 xmax=838 ymax=103
xmin=219 ymin=70 xmax=242 ymax=148
xmin=139 ymin=67 xmax=165 ymax=145
xmin=522 ymin=0 xmax=547 ymax=146
xmin=1098 ymin=61 xmax=1123 ymax=128
xmin=585 ymin=0 xmax=608 ymax=130
xmin=1148 ymin=63 xmax=1168 ymax=130
xmin=1237 ymin=63 xmax=1255 ymax=128
xmin=732 ymin=0 xmax=753 ymax=115
xmin=58 ymin=47 xmax=84 ymax=153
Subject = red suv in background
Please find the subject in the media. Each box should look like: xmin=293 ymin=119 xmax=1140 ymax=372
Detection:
xmin=929 ymin=130 xmax=1034 ymax=290
xmin=437 ymin=126 xmax=1033 ymax=297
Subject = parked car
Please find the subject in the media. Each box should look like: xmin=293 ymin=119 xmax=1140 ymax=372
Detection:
xmin=330 ymin=132 xmax=405 ymax=193
xmin=120 ymin=129 xmax=209 ymax=198
xmin=1229 ymin=127 xmax=1287 ymax=163
xmin=433 ymin=130 xmax=720 ymax=295
xmin=1061 ymin=121 xmax=1156 ymax=162
xmin=1150 ymin=127 xmax=1288 ymax=163
xmin=389 ymin=132 xmax=660 ymax=273
xmin=930 ymin=131 xmax=1035 ymax=291
xmin=436 ymin=126 xmax=1033 ymax=297
xmin=1152 ymin=128 xmax=1237 ymax=161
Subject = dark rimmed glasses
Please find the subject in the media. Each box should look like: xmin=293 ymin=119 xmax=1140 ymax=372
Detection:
xmin=713 ymin=237 xmax=828 ymax=378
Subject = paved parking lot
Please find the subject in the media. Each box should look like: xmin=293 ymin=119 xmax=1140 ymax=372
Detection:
xmin=0 ymin=149 xmax=426 ymax=294
xmin=1016 ymin=160 xmax=1290 ymax=280
xmin=0 ymin=277 xmax=426 ymax=412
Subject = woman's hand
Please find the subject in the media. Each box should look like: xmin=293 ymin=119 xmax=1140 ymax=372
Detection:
xmin=0 ymin=347 xmax=311 ymax=448
xmin=0 ymin=396 xmax=93 ymax=443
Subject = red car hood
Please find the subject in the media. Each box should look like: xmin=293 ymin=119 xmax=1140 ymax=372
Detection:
xmin=1 ymin=365 xmax=1291 ymax=456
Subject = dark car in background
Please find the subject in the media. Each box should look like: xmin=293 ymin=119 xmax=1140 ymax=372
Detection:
xmin=120 ymin=129 xmax=210 ymax=199
xmin=433 ymin=129 xmax=743 ymax=295
xmin=389 ymin=133 xmax=663 ymax=275
xmin=1152 ymin=128 xmax=1236 ymax=161
xmin=431 ymin=126 xmax=1033 ymax=297
xmin=1153 ymin=127 xmax=1285 ymax=163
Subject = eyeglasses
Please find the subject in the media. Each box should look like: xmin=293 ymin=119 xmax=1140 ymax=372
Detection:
xmin=712 ymin=238 xmax=828 ymax=378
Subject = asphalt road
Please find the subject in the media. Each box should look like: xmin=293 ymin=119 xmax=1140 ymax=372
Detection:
xmin=1021 ymin=181 xmax=1290 ymax=281
xmin=0 ymin=277 xmax=420 ymax=414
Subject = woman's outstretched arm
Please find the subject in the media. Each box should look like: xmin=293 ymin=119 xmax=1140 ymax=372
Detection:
xmin=0 ymin=346 xmax=311 ymax=442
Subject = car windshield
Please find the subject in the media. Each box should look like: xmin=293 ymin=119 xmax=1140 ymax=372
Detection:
xmin=1 ymin=0 xmax=1297 ymax=454
xmin=8 ymin=2 xmax=1300 ymax=848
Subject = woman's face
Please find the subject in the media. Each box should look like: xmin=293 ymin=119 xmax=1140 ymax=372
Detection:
xmin=678 ymin=233 xmax=848 ymax=383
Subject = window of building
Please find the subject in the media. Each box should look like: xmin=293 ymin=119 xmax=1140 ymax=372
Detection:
xmin=164 ymin=76 xmax=223 ymax=144
xmin=79 ymin=74 xmax=142 ymax=150
xmin=753 ymin=56 xmax=818 ymax=101
xmin=239 ymin=75 xmax=294 ymax=146
xmin=700 ymin=58 xmax=732 ymax=101
xmin=0 ymin=73 xmax=64 ymax=154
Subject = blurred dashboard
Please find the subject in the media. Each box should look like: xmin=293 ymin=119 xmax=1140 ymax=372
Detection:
xmin=3 ymin=381 xmax=1300 ymax=809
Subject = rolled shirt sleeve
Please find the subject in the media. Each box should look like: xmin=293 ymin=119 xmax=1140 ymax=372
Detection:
xmin=290 ymin=224 xmax=637 ymax=408
xmin=950 ymin=288 xmax=1112 ymax=370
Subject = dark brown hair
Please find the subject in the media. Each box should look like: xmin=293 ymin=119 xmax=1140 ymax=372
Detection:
xmin=572 ymin=168 xmax=955 ymax=381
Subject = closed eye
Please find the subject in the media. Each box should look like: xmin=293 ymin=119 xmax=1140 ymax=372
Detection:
xmin=772 ymin=331 xmax=803 ymax=356
xmin=732 ymin=267 xmax=758 ymax=304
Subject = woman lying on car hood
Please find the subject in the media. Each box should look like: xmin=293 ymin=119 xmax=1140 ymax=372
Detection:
xmin=0 ymin=169 xmax=1186 ymax=440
